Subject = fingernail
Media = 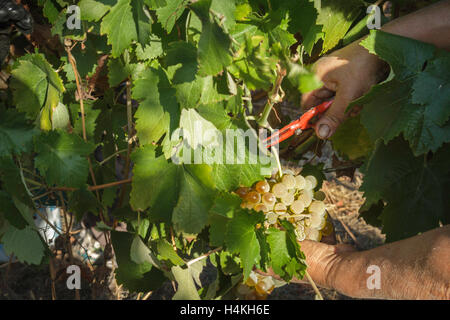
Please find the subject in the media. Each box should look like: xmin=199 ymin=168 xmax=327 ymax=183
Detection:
xmin=318 ymin=124 xmax=331 ymax=139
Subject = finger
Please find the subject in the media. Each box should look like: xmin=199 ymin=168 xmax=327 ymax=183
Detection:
xmin=314 ymin=90 xmax=353 ymax=139
xmin=301 ymin=87 xmax=334 ymax=110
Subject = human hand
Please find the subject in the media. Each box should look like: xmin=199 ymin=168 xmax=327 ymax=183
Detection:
xmin=257 ymin=239 xmax=357 ymax=290
xmin=302 ymin=40 xmax=389 ymax=139
xmin=0 ymin=0 xmax=33 ymax=64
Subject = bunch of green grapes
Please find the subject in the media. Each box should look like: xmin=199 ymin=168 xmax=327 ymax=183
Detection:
xmin=234 ymin=171 xmax=334 ymax=299
xmin=235 ymin=171 xmax=333 ymax=243
xmin=235 ymin=271 xmax=275 ymax=300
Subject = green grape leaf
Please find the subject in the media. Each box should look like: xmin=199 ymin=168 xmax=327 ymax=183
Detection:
xmin=11 ymin=54 xmax=65 ymax=120
xmin=179 ymin=108 xmax=221 ymax=150
xmin=317 ymin=0 xmax=364 ymax=53
xmin=0 ymin=157 xmax=33 ymax=208
xmin=171 ymin=265 xmax=201 ymax=300
xmin=107 ymin=58 xmax=145 ymax=86
xmin=360 ymin=30 xmax=435 ymax=80
xmin=165 ymin=41 xmax=198 ymax=84
xmin=132 ymin=67 xmax=180 ymax=146
xmin=132 ymin=0 xmax=152 ymax=46
xmin=210 ymin=0 xmax=235 ymax=32
xmin=287 ymin=63 xmax=322 ymax=94
xmin=411 ymin=52 xmax=450 ymax=126
xmin=209 ymin=192 xmax=241 ymax=218
xmin=225 ymin=209 xmax=263 ymax=280
xmin=67 ymin=188 xmax=100 ymax=221
xmin=130 ymin=146 xmax=178 ymax=215
xmin=100 ymin=0 xmax=137 ymax=57
xmin=171 ymin=164 xmax=215 ymax=234
xmin=130 ymin=235 xmax=161 ymax=267
xmin=0 ymin=192 xmax=28 ymax=230
xmin=208 ymin=213 xmax=229 ymax=247
xmin=51 ymin=102 xmax=70 ymax=130
xmin=136 ymin=35 xmax=163 ymax=61
xmin=40 ymin=0 xmax=60 ymax=24
xmin=71 ymin=101 xmax=101 ymax=140
xmin=2 ymin=226 xmax=45 ymax=265
xmin=155 ymin=0 xmax=186 ymax=33
xmin=360 ymin=138 xmax=450 ymax=242
xmin=0 ymin=109 xmax=38 ymax=157
xmin=207 ymin=193 xmax=241 ymax=247
xmin=156 ymin=239 xmax=185 ymax=265
xmin=331 ymin=115 xmax=373 ymax=160
xmin=34 ymin=131 xmax=95 ymax=188
xmin=130 ymin=146 xmax=214 ymax=234
xmin=210 ymin=144 xmax=270 ymax=191
xmin=79 ymin=0 xmax=114 ymax=21
xmin=144 ymin=0 xmax=166 ymax=9
xmin=266 ymin=228 xmax=302 ymax=280
xmin=191 ymin=0 xmax=232 ymax=76
xmin=111 ymin=231 xmax=167 ymax=292
xmin=355 ymin=31 xmax=450 ymax=155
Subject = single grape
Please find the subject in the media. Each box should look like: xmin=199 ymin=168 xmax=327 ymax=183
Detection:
xmin=274 ymin=203 xmax=287 ymax=214
xmin=254 ymin=203 xmax=269 ymax=213
xmin=309 ymin=200 xmax=326 ymax=217
xmin=272 ymin=183 xmax=287 ymax=198
xmin=245 ymin=272 xmax=258 ymax=287
xmin=305 ymin=175 xmax=318 ymax=189
xmin=281 ymin=174 xmax=296 ymax=189
xmin=262 ymin=192 xmax=276 ymax=207
xmin=266 ymin=212 xmax=278 ymax=225
xmin=304 ymin=179 xmax=312 ymax=190
xmin=236 ymin=187 xmax=251 ymax=198
xmin=290 ymin=200 xmax=305 ymax=214
xmin=245 ymin=191 xmax=261 ymax=204
xmin=297 ymin=192 xmax=312 ymax=207
xmin=309 ymin=212 xmax=326 ymax=229
xmin=255 ymin=277 xmax=275 ymax=295
xmin=314 ymin=190 xmax=326 ymax=201
xmin=295 ymin=175 xmax=306 ymax=189
xmin=255 ymin=180 xmax=270 ymax=193
xmin=281 ymin=193 xmax=294 ymax=206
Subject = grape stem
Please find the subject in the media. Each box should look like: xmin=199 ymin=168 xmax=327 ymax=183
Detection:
xmin=186 ymin=247 xmax=222 ymax=267
xmin=98 ymin=148 xmax=128 ymax=166
xmin=305 ymin=270 xmax=324 ymax=300
xmin=256 ymin=65 xmax=286 ymax=128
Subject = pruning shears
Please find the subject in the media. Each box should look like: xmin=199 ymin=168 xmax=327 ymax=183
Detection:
xmin=263 ymin=100 xmax=333 ymax=148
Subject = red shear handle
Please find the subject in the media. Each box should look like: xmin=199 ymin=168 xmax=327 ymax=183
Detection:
xmin=298 ymin=100 xmax=333 ymax=130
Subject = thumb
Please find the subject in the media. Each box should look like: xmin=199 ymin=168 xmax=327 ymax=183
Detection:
xmin=314 ymin=91 xmax=352 ymax=139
